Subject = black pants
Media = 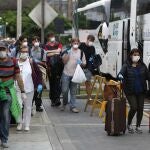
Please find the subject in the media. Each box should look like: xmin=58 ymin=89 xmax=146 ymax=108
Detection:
xmin=126 ymin=93 xmax=145 ymax=127
xmin=48 ymin=75 xmax=61 ymax=105
xmin=32 ymin=90 xmax=42 ymax=108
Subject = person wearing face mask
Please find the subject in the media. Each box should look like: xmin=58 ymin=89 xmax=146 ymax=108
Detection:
xmin=16 ymin=46 xmax=43 ymax=131
xmin=0 ymin=42 xmax=26 ymax=148
xmin=44 ymin=33 xmax=63 ymax=107
xmin=30 ymin=36 xmax=46 ymax=112
xmin=61 ymin=38 xmax=86 ymax=113
xmin=79 ymin=35 xmax=96 ymax=101
xmin=11 ymin=35 xmax=29 ymax=58
xmin=118 ymin=48 xmax=150 ymax=134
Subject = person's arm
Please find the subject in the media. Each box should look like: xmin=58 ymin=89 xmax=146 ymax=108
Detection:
xmin=15 ymin=73 xmax=25 ymax=93
xmin=81 ymin=52 xmax=86 ymax=68
xmin=46 ymin=43 xmax=62 ymax=54
xmin=62 ymin=53 xmax=69 ymax=64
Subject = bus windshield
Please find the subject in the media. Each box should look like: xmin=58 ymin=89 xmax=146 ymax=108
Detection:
xmin=137 ymin=0 xmax=150 ymax=15
xmin=110 ymin=0 xmax=131 ymax=22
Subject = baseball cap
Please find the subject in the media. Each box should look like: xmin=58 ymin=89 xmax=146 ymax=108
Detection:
xmin=0 ymin=41 xmax=8 ymax=49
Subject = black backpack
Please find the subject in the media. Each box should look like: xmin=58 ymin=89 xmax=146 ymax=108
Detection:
xmin=88 ymin=54 xmax=102 ymax=74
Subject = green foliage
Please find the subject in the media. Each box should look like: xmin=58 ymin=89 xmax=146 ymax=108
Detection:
xmin=0 ymin=5 xmax=72 ymax=40
xmin=60 ymin=35 xmax=72 ymax=46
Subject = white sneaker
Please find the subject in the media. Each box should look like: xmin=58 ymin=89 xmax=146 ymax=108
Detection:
xmin=24 ymin=126 xmax=30 ymax=131
xmin=16 ymin=123 xmax=22 ymax=131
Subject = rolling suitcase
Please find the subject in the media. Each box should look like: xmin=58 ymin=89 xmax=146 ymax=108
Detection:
xmin=104 ymin=82 xmax=126 ymax=135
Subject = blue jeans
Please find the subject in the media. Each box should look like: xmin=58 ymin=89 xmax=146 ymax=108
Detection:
xmin=0 ymin=94 xmax=11 ymax=143
xmin=61 ymin=73 xmax=77 ymax=109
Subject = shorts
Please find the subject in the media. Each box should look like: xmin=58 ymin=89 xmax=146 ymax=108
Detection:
xmin=83 ymin=69 xmax=92 ymax=81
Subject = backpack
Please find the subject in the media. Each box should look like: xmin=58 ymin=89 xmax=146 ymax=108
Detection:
xmin=88 ymin=54 xmax=102 ymax=74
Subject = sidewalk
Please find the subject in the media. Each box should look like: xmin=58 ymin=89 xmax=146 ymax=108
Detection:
xmin=5 ymin=109 xmax=53 ymax=150
xmin=3 ymin=98 xmax=150 ymax=150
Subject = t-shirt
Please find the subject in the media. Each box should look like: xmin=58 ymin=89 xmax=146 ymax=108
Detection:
xmin=79 ymin=43 xmax=95 ymax=68
xmin=0 ymin=58 xmax=20 ymax=82
xmin=63 ymin=48 xmax=86 ymax=76
xmin=18 ymin=58 xmax=34 ymax=93
xmin=31 ymin=47 xmax=46 ymax=62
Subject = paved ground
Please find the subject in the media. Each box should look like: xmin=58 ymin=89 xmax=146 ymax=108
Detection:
xmin=2 ymin=98 xmax=150 ymax=150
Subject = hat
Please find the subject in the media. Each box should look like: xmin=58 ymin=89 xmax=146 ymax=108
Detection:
xmin=0 ymin=41 xmax=8 ymax=49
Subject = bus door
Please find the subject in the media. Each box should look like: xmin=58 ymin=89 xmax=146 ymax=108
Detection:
xmin=122 ymin=19 xmax=131 ymax=64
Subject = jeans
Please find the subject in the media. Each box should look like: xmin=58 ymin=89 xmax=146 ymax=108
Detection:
xmin=126 ymin=93 xmax=145 ymax=127
xmin=61 ymin=73 xmax=77 ymax=109
xmin=0 ymin=95 xmax=11 ymax=143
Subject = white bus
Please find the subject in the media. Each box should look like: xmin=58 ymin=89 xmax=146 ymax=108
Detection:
xmin=77 ymin=0 xmax=150 ymax=77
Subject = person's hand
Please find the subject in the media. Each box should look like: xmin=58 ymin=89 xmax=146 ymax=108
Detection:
xmin=76 ymin=59 xmax=82 ymax=65
xmin=118 ymin=74 xmax=124 ymax=81
xmin=21 ymin=93 xmax=27 ymax=100
xmin=37 ymin=84 xmax=43 ymax=93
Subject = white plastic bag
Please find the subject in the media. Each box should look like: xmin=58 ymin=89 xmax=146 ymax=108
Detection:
xmin=72 ymin=64 xmax=87 ymax=83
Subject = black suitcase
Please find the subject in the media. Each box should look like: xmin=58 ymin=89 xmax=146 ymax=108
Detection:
xmin=105 ymin=83 xmax=126 ymax=135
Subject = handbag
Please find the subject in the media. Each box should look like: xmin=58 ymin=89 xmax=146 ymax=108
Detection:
xmin=72 ymin=64 xmax=87 ymax=83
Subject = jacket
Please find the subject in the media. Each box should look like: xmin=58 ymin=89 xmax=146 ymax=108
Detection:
xmin=119 ymin=61 xmax=150 ymax=95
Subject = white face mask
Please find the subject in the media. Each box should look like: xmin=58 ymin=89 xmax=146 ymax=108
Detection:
xmin=73 ymin=44 xmax=79 ymax=49
xmin=20 ymin=53 xmax=28 ymax=60
xmin=34 ymin=42 xmax=40 ymax=47
xmin=0 ymin=51 xmax=7 ymax=58
xmin=88 ymin=41 xmax=93 ymax=46
xmin=22 ymin=42 xmax=28 ymax=47
xmin=132 ymin=56 xmax=140 ymax=63
xmin=50 ymin=37 xmax=55 ymax=42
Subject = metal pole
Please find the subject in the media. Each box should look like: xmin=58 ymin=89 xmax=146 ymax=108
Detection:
xmin=41 ymin=0 xmax=45 ymax=44
xmin=17 ymin=0 xmax=22 ymax=39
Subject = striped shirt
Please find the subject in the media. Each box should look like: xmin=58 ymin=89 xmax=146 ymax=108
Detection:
xmin=0 ymin=58 xmax=20 ymax=82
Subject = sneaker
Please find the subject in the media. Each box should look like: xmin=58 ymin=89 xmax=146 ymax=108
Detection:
xmin=31 ymin=108 xmax=36 ymax=116
xmin=16 ymin=123 xmax=22 ymax=131
xmin=127 ymin=125 xmax=134 ymax=134
xmin=60 ymin=105 xmax=66 ymax=111
xmin=1 ymin=142 xmax=9 ymax=148
xmin=55 ymin=101 xmax=61 ymax=107
xmin=36 ymin=106 xmax=43 ymax=112
xmin=24 ymin=126 xmax=30 ymax=131
xmin=135 ymin=126 xmax=143 ymax=134
xmin=71 ymin=107 xmax=80 ymax=113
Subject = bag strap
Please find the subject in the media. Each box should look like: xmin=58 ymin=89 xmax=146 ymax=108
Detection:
xmin=80 ymin=50 xmax=83 ymax=60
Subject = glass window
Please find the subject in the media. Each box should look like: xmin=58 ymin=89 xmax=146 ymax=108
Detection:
xmin=137 ymin=0 xmax=150 ymax=15
xmin=110 ymin=0 xmax=131 ymax=21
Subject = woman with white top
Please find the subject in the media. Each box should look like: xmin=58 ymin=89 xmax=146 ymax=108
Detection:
xmin=16 ymin=46 xmax=43 ymax=131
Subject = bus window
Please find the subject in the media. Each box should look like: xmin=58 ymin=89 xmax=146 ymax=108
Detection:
xmin=137 ymin=0 xmax=150 ymax=16
xmin=110 ymin=0 xmax=130 ymax=22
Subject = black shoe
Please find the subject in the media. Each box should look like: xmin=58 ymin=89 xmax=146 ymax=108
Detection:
xmin=55 ymin=101 xmax=61 ymax=107
xmin=51 ymin=102 xmax=55 ymax=107
xmin=36 ymin=107 xmax=43 ymax=112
